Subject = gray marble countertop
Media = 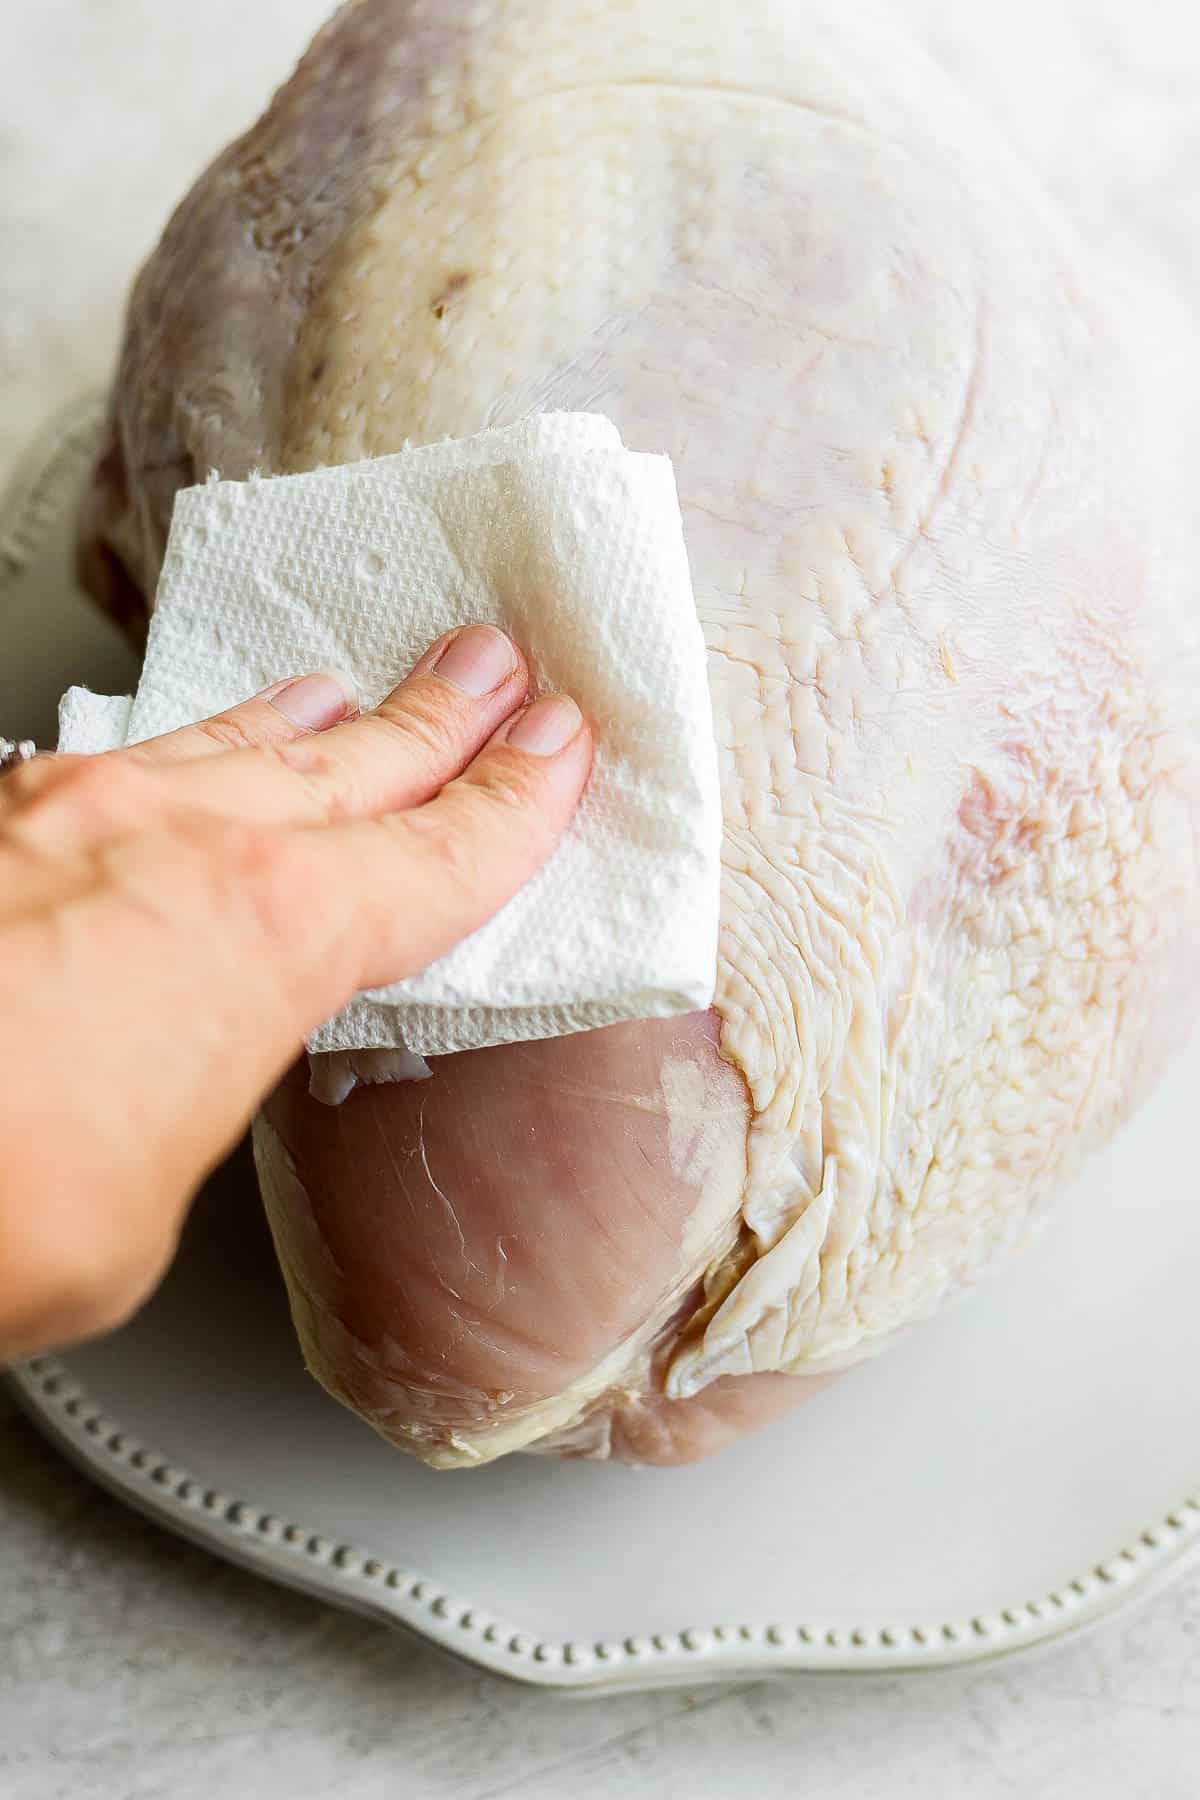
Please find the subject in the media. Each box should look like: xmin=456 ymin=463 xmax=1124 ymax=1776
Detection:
xmin=5 ymin=3 xmax=1200 ymax=1794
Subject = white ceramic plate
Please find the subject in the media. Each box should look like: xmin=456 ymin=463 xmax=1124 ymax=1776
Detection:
xmin=4 ymin=406 xmax=1200 ymax=1693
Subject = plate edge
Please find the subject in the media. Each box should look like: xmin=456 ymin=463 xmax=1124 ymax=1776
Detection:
xmin=8 ymin=1353 xmax=1199 ymax=1692
xmin=0 ymin=393 xmax=106 ymax=593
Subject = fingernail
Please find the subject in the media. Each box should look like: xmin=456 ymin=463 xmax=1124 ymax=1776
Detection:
xmin=269 ymin=669 xmax=359 ymax=730
xmin=505 ymin=694 xmax=584 ymax=756
xmin=428 ymin=624 xmax=517 ymax=697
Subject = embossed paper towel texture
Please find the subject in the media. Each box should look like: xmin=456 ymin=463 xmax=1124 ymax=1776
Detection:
xmin=58 ymin=415 xmax=723 ymax=1057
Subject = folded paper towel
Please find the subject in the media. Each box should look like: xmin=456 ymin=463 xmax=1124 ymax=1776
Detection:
xmin=58 ymin=414 xmax=723 ymax=1060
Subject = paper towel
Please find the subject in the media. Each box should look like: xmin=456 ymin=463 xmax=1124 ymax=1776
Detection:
xmin=57 ymin=688 xmax=133 ymax=756
xmin=58 ymin=414 xmax=723 ymax=1058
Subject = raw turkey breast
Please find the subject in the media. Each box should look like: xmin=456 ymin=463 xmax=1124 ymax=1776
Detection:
xmin=79 ymin=0 xmax=1200 ymax=1466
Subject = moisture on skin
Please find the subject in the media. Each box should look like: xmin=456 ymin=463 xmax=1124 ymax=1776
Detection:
xmin=81 ymin=0 xmax=1200 ymax=1466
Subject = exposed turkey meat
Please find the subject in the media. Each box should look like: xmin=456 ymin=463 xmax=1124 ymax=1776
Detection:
xmin=80 ymin=0 xmax=1200 ymax=1466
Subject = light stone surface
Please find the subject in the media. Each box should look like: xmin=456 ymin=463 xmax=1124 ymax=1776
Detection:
xmin=4 ymin=3 xmax=1200 ymax=1795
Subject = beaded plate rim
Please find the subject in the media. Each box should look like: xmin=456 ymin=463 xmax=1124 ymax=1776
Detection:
xmin=8 ymin=1353 xmax=1199 ymax=1690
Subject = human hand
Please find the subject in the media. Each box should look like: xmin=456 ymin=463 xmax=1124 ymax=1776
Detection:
xmin=0 ymin=627 xmax=591 ymax=1360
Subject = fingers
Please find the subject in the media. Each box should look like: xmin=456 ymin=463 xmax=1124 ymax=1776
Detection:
xmin=151 ymin=625 xmax=531 ymax=827
xmin=295 ymin=693 xmax=593 ymax=996
xmin=128 ymin=669 xmax=361 ymax=765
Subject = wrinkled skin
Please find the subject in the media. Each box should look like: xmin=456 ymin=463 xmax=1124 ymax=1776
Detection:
xmin=81 ymin=0 xmax=1200 ymax=1465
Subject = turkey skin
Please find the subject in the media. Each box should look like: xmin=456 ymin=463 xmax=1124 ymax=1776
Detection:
xmin=80 ymin=0 xmax=1200 ymax=1465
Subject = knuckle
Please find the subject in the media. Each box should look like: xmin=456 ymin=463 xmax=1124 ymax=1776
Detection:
xmin=374 ymin=686 xmax=466 ymax=771
xmin=24 ymin=753 xmax=153 ymax=830
xmin=191 ymin=712 xmax=264 ymax=754
xmin=222 ymin=818 xmax=294 ymax=900
xmin=414 ymin=771 xmax=553 ymax=895
xmin=470 ymin=755 xmax=559 ymax=847
xmin=1 ymin=757 xmax=63 ymax=809
xmin=220 ymin=821 xmax=326 ymax=949
xmin=270 ymin=739 xmax=363 ymax=825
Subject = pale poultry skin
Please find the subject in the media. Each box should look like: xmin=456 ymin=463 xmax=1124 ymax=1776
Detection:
xmin=81 ymin=0 xmax=1200 ymax=1465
